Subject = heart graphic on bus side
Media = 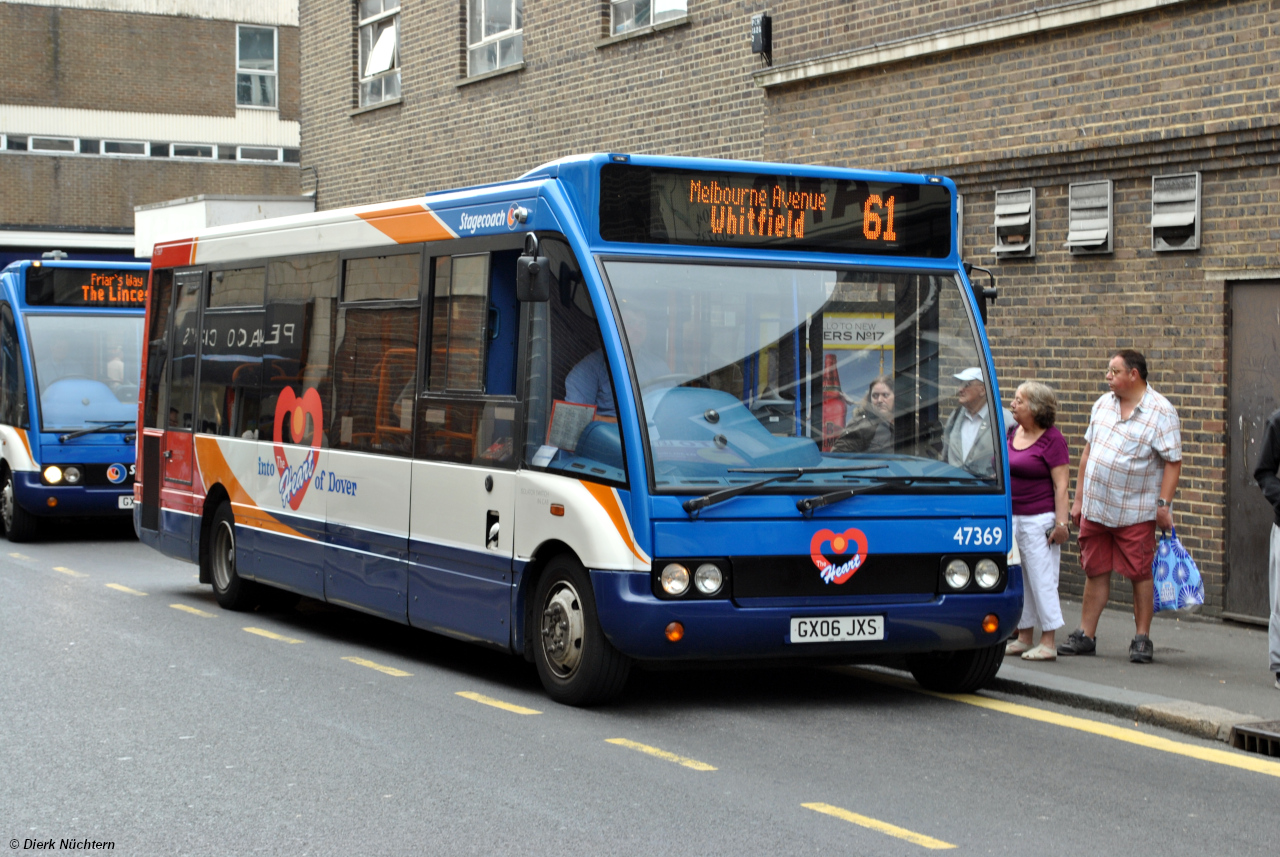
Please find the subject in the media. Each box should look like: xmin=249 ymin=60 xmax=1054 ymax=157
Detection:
xmin=272 ymin=386 xmax=323 ymax=511
xmin=810 ymin=527 xmax=869 ymax=585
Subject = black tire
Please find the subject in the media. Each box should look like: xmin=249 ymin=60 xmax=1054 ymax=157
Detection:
xmin=907 ymin=642 xmax=1005 ymax=694
xmin=532 ymin=554 xmax=631 ymax=706
xmin=1 ymin=467 xmax=39 ymax=543
xmin=205 ymin=502 xmax=258 ymax=610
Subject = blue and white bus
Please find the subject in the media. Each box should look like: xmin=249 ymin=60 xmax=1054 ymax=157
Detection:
xmin=138 ymin=154 xmax=1018 ymax=704
xmin=0 ymin=260 xmax=148 ymax=541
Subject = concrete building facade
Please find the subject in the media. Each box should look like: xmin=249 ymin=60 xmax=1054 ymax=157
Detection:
xmin=1 ymin=0 xmax=304 ymax=264
xmin=298 ymin=0 xmax=1279 ymax=621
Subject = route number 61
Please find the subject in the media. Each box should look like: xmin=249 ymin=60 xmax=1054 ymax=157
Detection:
xmin=953 ymin=526 xmax=1003 ymax=546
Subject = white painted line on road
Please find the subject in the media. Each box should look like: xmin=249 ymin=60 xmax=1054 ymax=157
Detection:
xmin=803 ymin=803 xmax=956 ymax=850
xmin=456 ymin=691 xmax=541 ymax=715
xmin=10 ymin=552 xmax=30 ymax=559
xmin=341 ymin=656 xmax=411 ymax=677
xmin=105 ymin=583 xmax=146 ymax=596
xmin=170 ymin=603 xmax=216 ymax=618
xmin=53 ymin=566 xmax=87 ymax=578
xmin=243 ymin=627 xmax=304 ymax=644
xmin=605 ymin=738 xmax=717 ymax=771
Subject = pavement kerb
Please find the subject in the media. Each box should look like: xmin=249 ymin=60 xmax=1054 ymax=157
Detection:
xmin=990 ymin=664 xmax=1265 ymax=743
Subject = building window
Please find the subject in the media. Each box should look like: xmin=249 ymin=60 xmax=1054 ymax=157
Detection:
xmin=468 ymin=0 xmax=522 ymax=77
xmin=237 ymin=25 xmax=278 ymax=108
xmin=359 ymin=0 xmax=401 ymax=107
xmin=611 ymin=0 xmax=686 ymax=35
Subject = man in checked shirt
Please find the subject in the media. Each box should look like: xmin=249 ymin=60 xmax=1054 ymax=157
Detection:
xmin=1058 ymin=350 xmax=1182 ymax=663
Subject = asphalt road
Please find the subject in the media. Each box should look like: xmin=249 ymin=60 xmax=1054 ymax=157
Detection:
xmin=2 ymin=526 xmax=1278 ymax=856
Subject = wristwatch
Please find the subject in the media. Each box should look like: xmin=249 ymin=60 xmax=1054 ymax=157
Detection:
xmin=1156 ymin=498 xmax=1170 ymax=508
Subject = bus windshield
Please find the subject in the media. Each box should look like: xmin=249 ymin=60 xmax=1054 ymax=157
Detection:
xmin=602 ymin=260 xmax=1004 ymax=492
xmin=26 ymin=314 xmax=144 ymax=432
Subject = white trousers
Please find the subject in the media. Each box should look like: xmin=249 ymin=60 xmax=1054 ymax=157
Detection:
xmin=1013 ymin=511 xmax=1064 ymax=632
xmin=1269 ymin=524 xmax=1280 ymax=674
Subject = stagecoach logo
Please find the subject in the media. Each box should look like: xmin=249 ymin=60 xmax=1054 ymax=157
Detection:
xmin=505 ymin=203 xmax=522 ymax=230
xmin=273 ymin=386 xmax=323 ymax=511
xmin=810 ymin=527 xmax=869 ymax=584
xmin=105 ymin=463 xmax=128 ymax=484
xmin=458 ymin=208 xmax=508 ymax=234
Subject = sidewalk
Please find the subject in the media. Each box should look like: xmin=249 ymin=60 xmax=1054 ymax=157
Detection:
xmin=992 ymin=599 xmax=1280 ymax=743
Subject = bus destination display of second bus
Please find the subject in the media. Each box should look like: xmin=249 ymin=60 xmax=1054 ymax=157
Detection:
xmin=599 ymin=164 xmax=953 ymax=258
xmin=26 ymin=267 xmax=148 ymax=308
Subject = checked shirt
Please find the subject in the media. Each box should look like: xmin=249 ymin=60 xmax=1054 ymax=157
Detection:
xmin=1081 ymin=386 xmax=1181 ymax=528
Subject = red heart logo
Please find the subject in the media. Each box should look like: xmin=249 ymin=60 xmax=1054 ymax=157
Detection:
xmin=810 ymin=527 xmax=869 ymax=584
xmin=273 ymin=386 xmax=323 ymax=511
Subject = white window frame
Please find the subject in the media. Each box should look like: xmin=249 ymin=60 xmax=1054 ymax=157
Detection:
xmin=236 ymin=24 xmax=279 ymax=110
xmin=171 ymin=144 xmax=217 ymax=160
xmin=29 ymin=136 xmax=76 ymax=153
xmin=467 ymin=0 xmax=523 ymax=78
xmin=610 ymin=0 xmax=687 ymax=36
xmin=103 ymin=140 xmax=150 ymax=157
xmin=358 ymin=1 xmax=401 ymax=108
xmin=238 ymin=146 xmax=283 ymax=163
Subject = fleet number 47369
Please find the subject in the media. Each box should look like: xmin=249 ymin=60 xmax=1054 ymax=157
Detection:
xmin=953 ymin=526 xmax=1002 ymax=546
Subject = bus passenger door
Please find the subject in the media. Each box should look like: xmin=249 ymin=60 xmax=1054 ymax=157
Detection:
xmin=159 ymin=271 xmax=202 ymax=559
xmin=407 ymin=251 xmax=520 ymax=646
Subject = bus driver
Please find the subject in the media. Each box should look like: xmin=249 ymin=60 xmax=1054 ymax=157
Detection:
xmin=565 ymin=306 xmax=666 ymax=421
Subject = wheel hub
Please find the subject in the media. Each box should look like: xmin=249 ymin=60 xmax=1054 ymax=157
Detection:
xmin=540 ymin=583 xmax=584 ymax=676
xmin=211 ymin=519 xmax=235 ymax=591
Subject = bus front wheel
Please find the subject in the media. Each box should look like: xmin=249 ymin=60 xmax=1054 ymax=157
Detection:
xmin=1 ymin=469 xmax=39 ymax=543
xmin=906 ymin=642 xmax=1004 ymax=694
xmin=532 ymin=554 xmax=631 ymax=706
xmin=206 ymin=502 xmax=257 ymax=611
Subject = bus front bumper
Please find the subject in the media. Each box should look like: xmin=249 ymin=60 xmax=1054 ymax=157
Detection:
xmin=590 ymin=567 xmax=1023 ymax=661
xmin=13 ymin=472 xmax=134 ymax=517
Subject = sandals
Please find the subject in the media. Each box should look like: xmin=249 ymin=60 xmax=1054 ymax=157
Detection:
xmin=1021 ymin=644 xmax=1058 ymax=661
xmin=1005 ymin=640 xmax=1032 ymax=656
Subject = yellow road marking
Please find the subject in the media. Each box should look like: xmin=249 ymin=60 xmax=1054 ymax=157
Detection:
xmin=341 ymin=656 xmax=411 ymax=677
xmin=605 ymin=738 xmax=717 ymax=771
xmin=105 ymin=583 xmax=146 ymax=595
xmin=803 ymin=803 xmax=956 ymax=850
xmin=170 ymin=603 xmax=216 ymax=618
xmin=10 ymin=552 xmax=30 ymax=559
xmin=456 ymin=691 xmax=541 ymax=715
xmin=53 ymin=566 xmax=87 ymax=577
xmin=851 ymin=668 xmax=1280 ymax=780
xmin=243 ymin=627 xmax=303 ymax=644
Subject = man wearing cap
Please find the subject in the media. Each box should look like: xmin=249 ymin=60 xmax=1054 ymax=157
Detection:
xmin=942 ymin=367 xmax=1012 ymax=479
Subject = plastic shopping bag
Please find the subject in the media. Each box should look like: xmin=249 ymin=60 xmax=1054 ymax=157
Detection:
xmin=1152 ymin=526 xmax=1205 ymax=613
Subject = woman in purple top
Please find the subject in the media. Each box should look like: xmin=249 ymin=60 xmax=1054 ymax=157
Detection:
xmin=1005 ymin=381 xmax=1071 ymax=661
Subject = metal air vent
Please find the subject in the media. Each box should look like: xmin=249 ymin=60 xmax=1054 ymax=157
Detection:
xmin=991 ymin=188 xmax=1034 ymax=258
xmin=1151 ymin=172 xmax=1201 ymax=252
xmin=1065 ymin=180 xmax=1112 ymax=254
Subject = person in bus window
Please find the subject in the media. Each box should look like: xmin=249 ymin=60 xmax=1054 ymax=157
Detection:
xmin=565 ymin=307 xmax=665 ymax=421
xmin=833 ymin=375 xmax=894 ymax=454
xmin=942 ymin=367 xmax=1012 ymax=478
xmin=106 ymin=344 xmax=125 ymax=390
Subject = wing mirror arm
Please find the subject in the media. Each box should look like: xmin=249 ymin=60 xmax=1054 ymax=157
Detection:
xmin=962 ymin=262 xmax=997 ymax=324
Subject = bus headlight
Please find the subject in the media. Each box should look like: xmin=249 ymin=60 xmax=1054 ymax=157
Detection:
xmin=694 ymin=563 xmax=724 ymax=596
xmin=974 ymin=559 xmax=1001 ymax=589
xmin=63 ymin=466 xmax=83 ymax=485
xmin=944 ymin=559 xmax=971 ymax=590
xmin=660 ymin=563 xmax=690 ymax=596
xmin=43 ymin=465 xmax=63 ymax=484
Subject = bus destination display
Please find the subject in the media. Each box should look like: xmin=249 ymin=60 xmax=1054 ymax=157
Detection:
xmin=599 ymin=164 xmax=952 ymax=258
xmin=26 ymin=267 xmax=148 ymax=308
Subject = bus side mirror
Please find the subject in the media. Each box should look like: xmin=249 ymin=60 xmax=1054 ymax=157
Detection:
xmin=516 ymin=255 xmax=552 ymax=302
xmin=963 ymin=262 xmax=998 ymax=324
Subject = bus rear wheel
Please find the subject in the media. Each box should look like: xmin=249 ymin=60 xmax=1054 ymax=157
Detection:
xmin=206 ymin=502 xmax=257 ymax=610
xmin=907 ymin=642 xmax=1004 ymax=694
xmin=532 ymin=554 xmax=631 ymax=706
xmin=1 ymin=468 xmax=39 ymax=543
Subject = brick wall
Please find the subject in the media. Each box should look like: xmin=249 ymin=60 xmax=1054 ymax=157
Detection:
xmin=0 ymin=155 xmax=302 ymax=228
xmin=0 ymin=4 xmax=300 ymax=121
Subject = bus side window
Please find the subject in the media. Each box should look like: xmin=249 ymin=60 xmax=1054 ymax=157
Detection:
xmin=416 ymin=253 xmax=517 ymax=467
xmin=142 ymin=269 xmax=175 ymax=429
xmin=329 ymin=252 xmax=420 ymax=456
xmin=521 ymin=236 xmax=626 ymax=485
xmin=165 ymin=271 xmax=203 ymax=430
xmin=198 ymin=266 xmax=265 ymax=438
xmin=0 ymin=302 xmax=27 ymax=428
xmin=258 ymin=253 xmax=338 ymax=447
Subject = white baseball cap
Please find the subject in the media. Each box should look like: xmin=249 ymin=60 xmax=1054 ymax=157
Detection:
xmin=953 ymin=367 xmax=984 ymax=383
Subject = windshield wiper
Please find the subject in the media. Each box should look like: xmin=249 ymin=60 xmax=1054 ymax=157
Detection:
xmin=682 ymin=465 xmax=887 ymax=518
xmin=796 ymin=475 xmax=992 ymax=515
xmin=58 ymin=421 xmax=133 ymax=443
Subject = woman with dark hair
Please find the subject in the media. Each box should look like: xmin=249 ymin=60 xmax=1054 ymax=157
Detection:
xmin=833 ymin=375 xmax=894 ymax=454
xmin=1006 ymin=380 xmax=1071 ymax=661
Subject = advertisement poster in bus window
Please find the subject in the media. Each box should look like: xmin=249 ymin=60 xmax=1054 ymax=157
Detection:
xmin=820 ymin=312 xmax=894 ymax=426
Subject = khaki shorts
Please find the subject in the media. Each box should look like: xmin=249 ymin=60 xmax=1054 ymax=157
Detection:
xmin=1078 ymin=518 xmax=1157 ymax=582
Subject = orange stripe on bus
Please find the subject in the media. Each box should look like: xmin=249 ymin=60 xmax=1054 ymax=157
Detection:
xmin=356 ymin=204 xmax=455 ymax=244
xmin=578 ymin=480 xmax=649 ymax=564
xmin=193 ymin=436 xmax=308 ymax=541
xmin=16 ymin=428 xmax=35 ymax=465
